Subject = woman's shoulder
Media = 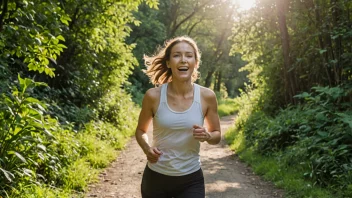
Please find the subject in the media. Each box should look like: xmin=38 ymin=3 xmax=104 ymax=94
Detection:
xmin=197 ymin=84 xmax=216 ymax=99
xmin=144 ymin=86 xmax=162 ymax=101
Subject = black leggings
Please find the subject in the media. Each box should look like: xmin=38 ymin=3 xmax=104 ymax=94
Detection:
xmin=141 ymin=165 xmax=205 ymax=198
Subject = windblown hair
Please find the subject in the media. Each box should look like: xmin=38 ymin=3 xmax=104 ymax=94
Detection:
xmin=144 ymin=36 xmax=201 ymax=85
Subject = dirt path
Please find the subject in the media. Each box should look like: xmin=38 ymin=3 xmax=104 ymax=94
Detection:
xmin=86 ymin=115 xmax=284 ymax=198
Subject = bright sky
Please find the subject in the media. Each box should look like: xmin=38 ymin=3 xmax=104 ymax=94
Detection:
xmin=236 ymin=0 xmax=256 ymax=11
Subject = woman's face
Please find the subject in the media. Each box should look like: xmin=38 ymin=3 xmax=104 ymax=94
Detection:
xmin=167 ymin=42 xmax=198 ymax=82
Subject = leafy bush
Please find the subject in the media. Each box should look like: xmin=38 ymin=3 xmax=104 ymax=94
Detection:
xmin=0 ymin=75 xmax=62 ymax=194
xmin=294 ymin=87 xmax=352 ymax=190
xmin=238 ymin=86 xmax=352 ymax=195
xmin=0 ymin=75 xmax=140 ymax=197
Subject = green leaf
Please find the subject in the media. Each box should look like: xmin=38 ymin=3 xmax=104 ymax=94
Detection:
xmin=44 ymin=67 xmax=55 ymax=77
xmin=0 ymin=168 xmax=15 ymax=182
xmin=44 ymin=128 xmax=54 ymax=138
xmin=24 ymin=97 xmax=40 ymax=103
xmin=7 ymin=106 xmax=15 ymax=116
xmin=315 ymin=112 xmax=327 ymax=121
xmin=38 ymin=153 xmax=45 ymax=160
xmin=60 ymin=15 xmax=71 ymax=26
xmin=14 ymin=152 xmax=27 ymax=163
xmin=319 ymin=49 xmax=327 ymax=54
xmin=18 ymin=74 xmax=24 ymax=86
xmin=23 ymin=168 xmax=34 ymax=177
xmin=35 ymin=38 xmax=42 ymax=45
xmin=57 ymin=35 xmax=65 ymax=41
xmin=336 ymin=113 xmax=352 ymax=129
xmin=317 ymin=131 xmax=328 ymax=137
xmin=36 ymin=104 xmax=46 ymax=113
xmin=37 ymin=144 xmax=46 ymax=152
xmin=48 ymin=57 xmax=57 ymax=65
xmin=294 ymin=92 xmax=310 ymax=99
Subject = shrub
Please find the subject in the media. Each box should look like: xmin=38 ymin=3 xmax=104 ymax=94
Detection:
xmin=0 ymin=75 xmax=62 ymax=195
xmin=239 ymin=86 xmax=352 ymax=193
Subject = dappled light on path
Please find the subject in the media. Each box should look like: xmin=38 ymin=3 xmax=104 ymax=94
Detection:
xmin=201 ymin=115 xmax=283 ymax=198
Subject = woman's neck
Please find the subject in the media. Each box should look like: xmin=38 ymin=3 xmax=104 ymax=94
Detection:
xmin=168 ymin=81 xmax=193 ymax=97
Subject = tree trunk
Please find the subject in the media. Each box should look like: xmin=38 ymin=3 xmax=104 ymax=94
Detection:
xmin=204 ymin=69 xmax=215 ymax=88
xmin=215 ymin=71 xmax=222 ymax=92
xmin=313 ymin=0 xmax=333 ymax=86
xmin=331 ymin=0 xmax=343 ymax=85
xmin=203 ymin=51 xmax=224 ymax=88
xmin=276 ymin=0 xmax=297 ymax=104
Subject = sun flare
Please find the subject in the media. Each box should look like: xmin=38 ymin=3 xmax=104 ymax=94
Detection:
xmin=236 ymin=0 xmax=256 ymax=11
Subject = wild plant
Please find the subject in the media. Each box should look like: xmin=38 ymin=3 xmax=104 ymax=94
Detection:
xmin=0 ymin=75 xmax=61 ymax=195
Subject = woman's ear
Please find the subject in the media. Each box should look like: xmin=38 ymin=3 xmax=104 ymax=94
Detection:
xmin=166 ymin=61 xmax=170 ymax=68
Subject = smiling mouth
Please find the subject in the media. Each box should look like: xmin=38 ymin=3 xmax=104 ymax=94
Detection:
xmin=178 ymin=67 xmax=189 ymax=71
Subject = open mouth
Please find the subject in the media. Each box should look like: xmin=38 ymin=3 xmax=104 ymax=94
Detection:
xmin=178 ymin=67 xmax=188 ymax=71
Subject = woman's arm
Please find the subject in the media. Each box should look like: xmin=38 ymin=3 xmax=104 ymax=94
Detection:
xmin=193 ymin=88 xmax=221 ymax=145
xmin=204 ymin=89 xmax=221 ymax=144
xmin=135 ymin=88 xmax=162 ymax=163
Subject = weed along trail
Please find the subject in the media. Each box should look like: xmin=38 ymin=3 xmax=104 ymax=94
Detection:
xmin=86 ymin=115 xmax=284 ymax=198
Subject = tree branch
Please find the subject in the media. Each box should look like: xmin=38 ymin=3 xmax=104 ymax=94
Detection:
xmin=168 ymin=0 xmax=213 ymax=37
xmin=187 ymin=18 xmax=203 ymax=36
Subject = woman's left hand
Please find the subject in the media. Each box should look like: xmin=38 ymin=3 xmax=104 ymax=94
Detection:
xmin=192 ymin=125 xmax=212 ymax=142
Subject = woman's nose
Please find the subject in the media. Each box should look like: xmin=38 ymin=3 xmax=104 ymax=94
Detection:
xmin=181 ymin=56 xmax=187 ymax=63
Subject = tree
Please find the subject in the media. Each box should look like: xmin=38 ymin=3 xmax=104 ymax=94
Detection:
xmin=127 ymin=2 xmax=167 ymax=104
xmin=230 ymin=0 xmax=352 ymax=107
xmin=276 ymin=0 xmax=297 ymax=104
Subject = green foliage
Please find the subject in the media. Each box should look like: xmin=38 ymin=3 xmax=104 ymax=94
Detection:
xmin=126 ymin=2 xmax=167 ymax=104
xmin=0 ymin=79 xmax=139 ymax=196
xmin=10 ymin=184 xmax=73 ymax=198
xmin=230 ymin=83 xmax=270 ymax=132
xmin=0 ymin=75 xmax=61 ymax=194
xmin=0 ymin=0 xmax=156 ymax=124
xmin=0 ymin=1 xmax=68 ymax=77
xmin=97 ymin=86 xmax=139 ymax=132
xmin=228 ymin=0 xmax=352 ymax=194
xmin=0 ymin=0 xmax=155 ymax=196
xmin=230 ymin=85 xmax=352 ymax=196
xmin=47 ymin=0 xmax=148 ymax=110
xmin=230 ymin=0 xmax=352 ymax=106
xmin=293 ymin=87 xmax=352 ymax=190
xmin=218 ymin=98 xmax=239 ymax=117
xmin=62 ymin=158 xmax=99 ymax=192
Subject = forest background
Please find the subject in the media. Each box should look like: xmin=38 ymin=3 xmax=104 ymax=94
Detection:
xmin=0 ymin=0 xmax=351 ymax=197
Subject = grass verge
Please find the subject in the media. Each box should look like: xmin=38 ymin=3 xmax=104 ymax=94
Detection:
xmin=218 ymin=98 xmax=239 ymax=117
xmin=225 ymin=127 xmax=336 ymax=198
xmin=9 ymin=118 xmax=138 ymax=198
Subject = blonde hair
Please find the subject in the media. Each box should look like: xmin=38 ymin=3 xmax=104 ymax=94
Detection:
xmin=144 ymin=36 xmax=201 ymax=85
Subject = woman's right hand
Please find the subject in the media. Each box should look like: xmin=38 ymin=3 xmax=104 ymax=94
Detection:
xmin=145 ymin=147 xmax=163 ymax=163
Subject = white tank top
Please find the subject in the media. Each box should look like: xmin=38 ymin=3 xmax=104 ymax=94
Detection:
xmin=148 ymin=83 xmax=204 ymax=176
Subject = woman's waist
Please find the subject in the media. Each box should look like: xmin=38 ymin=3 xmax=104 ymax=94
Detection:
xmin=148 ymin=155 xmax=201 ymax=176
xmin=157 ymin=148 xmax=199 ymax=160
